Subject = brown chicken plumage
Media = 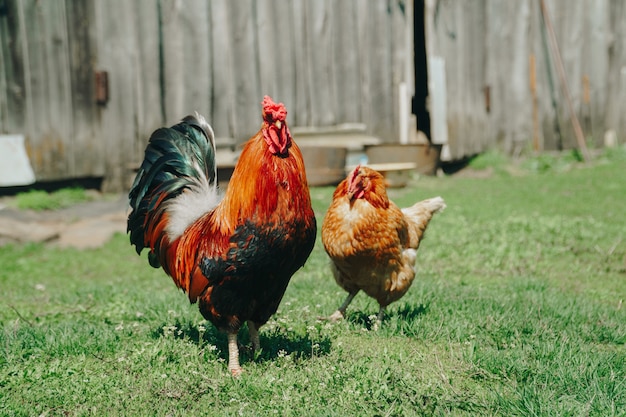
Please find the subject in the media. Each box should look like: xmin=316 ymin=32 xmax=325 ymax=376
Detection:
xmin=321 ymin=165 xmax=445 ymax=322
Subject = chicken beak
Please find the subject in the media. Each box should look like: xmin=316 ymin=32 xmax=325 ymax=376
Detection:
xmin=274 ymin=120 xmax=282 ymax=129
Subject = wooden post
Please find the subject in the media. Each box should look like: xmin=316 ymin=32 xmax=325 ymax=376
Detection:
xmin=529 ymin=54 xmax=540 ymax=152
xmin=539 ymin=0 xmax=591 ymax=162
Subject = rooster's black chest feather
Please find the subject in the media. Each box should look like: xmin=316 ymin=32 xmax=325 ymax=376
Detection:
xmin=199 ymin=219 xmax=316 ymax=331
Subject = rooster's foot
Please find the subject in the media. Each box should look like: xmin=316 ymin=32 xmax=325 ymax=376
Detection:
xmin=229 ymin=366 xmax=243 ymax=377
xmin=328 ymin=310 xmax=345 ymax=322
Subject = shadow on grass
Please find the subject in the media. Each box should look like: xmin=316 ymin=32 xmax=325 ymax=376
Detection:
xmin=253 ymin=329 xmax=332 ymax=364
xmin=345 ymin=302 xmax=429 ymax=330
xmin=151 ymin=319 xmax=332 ymax=366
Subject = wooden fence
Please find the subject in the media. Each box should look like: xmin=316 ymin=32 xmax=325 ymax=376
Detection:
xmin=1 ymin=0 xmax=625 ymax=190
xmin=0 ymin=0 xmax=410 ymax=190
xmin=425 ymin=0 xmax=626 ymax=160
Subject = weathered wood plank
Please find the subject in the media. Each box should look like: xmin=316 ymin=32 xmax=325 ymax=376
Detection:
xmin=93 ymin=0 xmax=140 ymax=191
xmin=605 ymin=0 xmax=626 ymax=141
xmin=367 ymin=1 xmax=394 ymax=140
xmin=256 ymin=0 xmax=297 ymax=118
xmin=256 ymin=0 xmax=277 ymax=99
xmin=228 ymin=0 xmax=261 ymax=140
xmin=291 ymin=0 xmax=310 ymax=126
xmin=65 ymin=0 xmax=104 ymax=178
xmin=391 ymin=0 xmax=410 ymax=142
xmin=161 ymin=0 xmax=212 ymax=125
xmin=530 ymin=0 xmax=561 ymax=151
xmin=580 ymin=0 xmax=609 ymax=146
xmin=305 ymin=0 xmax=335 ymax=127
xmin=131 ymin=0 xmax=162 ymax=153
xmin=0 ymin=0 xmax=25 ymax=134
xmin=331 ymin=1 xmax=360 ymax=123
xmin=209 ymin=0 xmax=235 ymax=139
xmin=355 ymin=0 xmax=371 ymax=135
xmin=485 ymin=0 xmax=531 ymax=156
xmin=552 ymin=0 xmax=584 ymax=150
xmin=21 ymin=0 xmax=72 ymax=179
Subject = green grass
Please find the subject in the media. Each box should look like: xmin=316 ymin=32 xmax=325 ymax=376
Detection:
xmin=13 ymin=187 xmax=91 ymax=211
xmin=468 ymin=149 xmax=510 ymax=172
xmin=1 ymin=150 xmax=625 ymax=416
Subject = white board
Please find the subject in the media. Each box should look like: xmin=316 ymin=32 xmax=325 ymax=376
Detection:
xmin=0 ymin=135 xmax=36 ymax=186
xmin=428 ymin=56 xmax=449 ymax=146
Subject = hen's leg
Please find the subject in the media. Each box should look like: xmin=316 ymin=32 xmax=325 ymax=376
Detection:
xmin=247 ymin=320 xmax=260 ymax=352
xmin=329 ymin=290 xmax=359 ymax=322
xmin=227 ymin=332 xmax=242 ymax=376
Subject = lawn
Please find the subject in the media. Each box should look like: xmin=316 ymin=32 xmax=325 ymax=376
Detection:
xmin=1 ymin=149 xmax=625 ymax=416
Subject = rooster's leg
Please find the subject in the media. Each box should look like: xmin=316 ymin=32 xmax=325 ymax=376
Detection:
xmin=247 ymin=320 xmax=260 ymax=352
xmin=376 ymin=306 xmax=386 ymax=322
xmin=227 ymin=332 xmax=243 ymax=376
xmin=329 ymin=290 xmax=359 ymax=322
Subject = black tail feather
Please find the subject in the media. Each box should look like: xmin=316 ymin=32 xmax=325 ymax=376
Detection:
xmin=128 ymin=113 xmax=216 ymax=258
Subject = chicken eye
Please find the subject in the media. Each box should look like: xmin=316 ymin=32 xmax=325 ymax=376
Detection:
xmin=362 ymin=177 xmax=370 ymax=188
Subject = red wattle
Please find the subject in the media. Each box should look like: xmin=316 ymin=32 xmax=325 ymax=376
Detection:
xmin=263 ymin=125 xmax=291 ymax=155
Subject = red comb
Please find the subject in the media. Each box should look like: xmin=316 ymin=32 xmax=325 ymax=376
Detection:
xmin=348 ymin=165 xmax=361 ymax=188
xmin=262 ymin=95 xmax=287 ymax=122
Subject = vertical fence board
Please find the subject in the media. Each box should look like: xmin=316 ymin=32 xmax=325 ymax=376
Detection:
xmin=256 ymin=0 xmax=285 ymax=109
xmin=65 ymin=0 xmax=103 ymax=178
xmin=355 ymin=0 xmax=371 ymax=132
xmin=391 ymin=0 xmax=410 ymax=141
xmin=256 ymin=0 xmax=277 ymax=100
xmin=93 ymin=0 xmax=140 ymax=191
xmin=229 ymin=0 xmax=261 ymax=140
xmin=20 ymin=0 xmax=72 ymax=178
xmin=161 ymin=0 xmax=212 ymax=125
xmin=209 ymin=0 xmax=235 ymax=139
xmin=485 ymin=0 xmax=531 ymax=155
xmin=0 ymin=4 xmax=8 ymax=131
xmin=0 ymin=0 xmax=26 ymax=134
xmin=531 ymin=0 xmax=560 ymax=151
xmin=605 ymin=0 xmax=626 ymax=141
xmin=581 ymin=0 xmax=610 ymax=145
xmin=367 ymin=1 xmax=394 ymax=139
xmin=331 ymin=1 xmax=361 ymax=123
xmin=555 ymin=0 xmax=584 ymax=150
xmin=131 ymin=0 xmax=162 ymax=157
xmin=291 ymin=0 xmax=310 ymax=126
xmin=305 ymin=0 xmax=335 ymax=127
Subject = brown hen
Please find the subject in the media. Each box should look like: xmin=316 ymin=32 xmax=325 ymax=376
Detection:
xmin=321 ymin=165 xmax=445 ymax=322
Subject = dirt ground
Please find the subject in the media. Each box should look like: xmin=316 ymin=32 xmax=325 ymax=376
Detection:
xmin=0 ymin=193 xmax=129 ymax=249
xmin=0 ymin=162 xmax=492 ymax=250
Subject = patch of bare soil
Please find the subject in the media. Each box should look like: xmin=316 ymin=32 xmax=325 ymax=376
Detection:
xmin=0 ymin=194 xmax=129 ymax=249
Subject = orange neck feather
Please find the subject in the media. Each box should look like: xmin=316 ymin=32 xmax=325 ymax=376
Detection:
xmin=336 ymin=173 xmax=389 ymax=209
xmin=217 ymin=129 xmax=310 ymax=226
xmin=365 ymin=178 xmax=390 ymax=209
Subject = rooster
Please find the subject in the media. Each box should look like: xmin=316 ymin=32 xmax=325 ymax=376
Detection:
xmin=128 ymin=96 xmax=317 ymax=375
xmin=321 ymin=165 xmax=445 ymax=322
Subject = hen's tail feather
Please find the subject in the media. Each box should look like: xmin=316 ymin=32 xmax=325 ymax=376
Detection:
xmin=128 ymin=113 xmax=216 ymax=264
xmin=401 ymin=196 xmax=446 ymax=249
xmin=404 ymin=196 xmax=446 ymax=216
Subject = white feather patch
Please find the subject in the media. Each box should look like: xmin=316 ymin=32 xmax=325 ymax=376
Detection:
xmin=401 ymin=196 xmax=446 ymax=217
xmin=165 ymin=168 xmax=222 ymax=241
xmin=403 ymin=248 xmax=417 ymax=269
